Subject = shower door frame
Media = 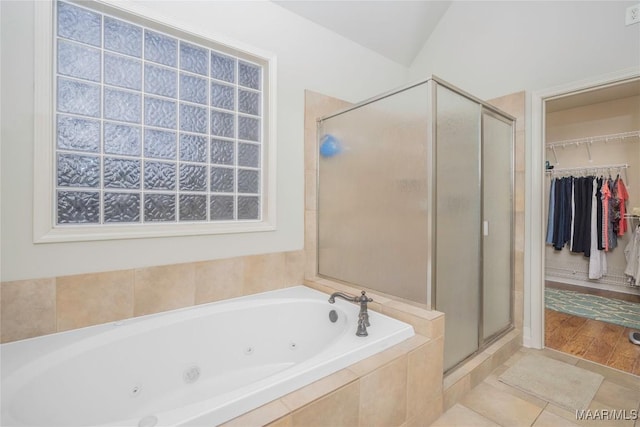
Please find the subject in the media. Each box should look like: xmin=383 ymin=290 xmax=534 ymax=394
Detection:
xmin=429 ymin=77 xmax=516 ymax=373
xmin=314 ymin=76 xmax=516 ymax=373
xmin=479 ymin=108 xmax=517 ymax=347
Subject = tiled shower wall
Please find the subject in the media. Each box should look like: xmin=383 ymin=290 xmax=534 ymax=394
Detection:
xmin=303 ymin=91 xmax=352 ymax=279
xmin=0 ymin=251 xmax=304 ymax=343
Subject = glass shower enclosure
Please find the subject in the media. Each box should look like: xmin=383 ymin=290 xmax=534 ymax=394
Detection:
xmin=317 ymin=76 xmax=515 ymax=372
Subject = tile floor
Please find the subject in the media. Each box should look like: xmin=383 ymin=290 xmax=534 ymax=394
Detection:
xmin=432 ymin=347 xmax=640 ymax=427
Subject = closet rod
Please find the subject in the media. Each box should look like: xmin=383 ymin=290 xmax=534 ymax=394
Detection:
xmin=545 ymin=163 xmax=631 ymax=189
xmin=624 ymin=215 xmax=639 ymax=230
xmin=545 ymin=163 xmax=629 ymax=175
xmin=545 ymin=130 xmax=640 ymax=149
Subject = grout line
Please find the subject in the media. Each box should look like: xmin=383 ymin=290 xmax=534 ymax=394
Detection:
xmin=528 ymin=402 xmax=550 ymax=427
xmin=459 ymin=402 xmax=504 ymax=427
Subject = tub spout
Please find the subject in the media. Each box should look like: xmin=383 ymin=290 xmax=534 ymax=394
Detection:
xmin=327 ymin=292 xmax=356 ymax=304
xmin=328 ymin=291 xmax=373 ymax=337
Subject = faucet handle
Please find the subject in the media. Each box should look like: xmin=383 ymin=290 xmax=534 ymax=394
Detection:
xmin=359 ymin=290 xmax=373 ymax=303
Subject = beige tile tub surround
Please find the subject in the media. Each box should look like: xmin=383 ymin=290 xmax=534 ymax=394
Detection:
xmin=57 ymin=270 xmax=134 ymax=332
xmin=242 ymin=253 xmax=287 ymax=295
xmin=359 ymin=355 xmax=408 ymax=426
xmin=134 ymin=263 xmax=197 ymax=317
xmin=194 ymin=257 xmax=245 ymax=304
xmin=0 ymin=250 xmax=305 ymax=343
xmin=290 ymin=381 xmax=361 ymax=427
xmin=221 ymin=334 xmax=444 ymax=427
xmin=304 ymin=277 xmax=445 ymax=342
xmin=1 ymin=278 xmax=56 ymax=343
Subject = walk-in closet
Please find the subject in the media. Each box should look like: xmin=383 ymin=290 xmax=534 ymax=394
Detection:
xmin=543 ymin=78 xmax=640 ymax=375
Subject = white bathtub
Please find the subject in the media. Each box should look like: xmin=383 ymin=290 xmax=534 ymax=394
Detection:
xmin=1 ymin=285 xmax=414 ymax=426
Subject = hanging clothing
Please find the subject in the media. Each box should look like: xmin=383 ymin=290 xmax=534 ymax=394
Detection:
xmin=624 ymin=226 xmax=640 ymax=287
xmin=602 ymin=178 xmax=619 ymax=251
xmin=611 ymin=178 xmax=620 ymax=236
xmin=552 ymin=177 xmax=573 ymax=250
xmin=571 ymin=177 xmax=592 ymax=257
xmin=589 ymin=177 xmax=607 ymax=279
xmin=601 ymin=179 xmax=611 ymax=251
xmin=564 ymin=177 xmax=573 ymax=247
xmin=552 ymin=177 xmax=564 ymax=250
xmin=570 ymin=179 xmax=576 ymax=251
xmin=617 ymin=178 xmax=629 ymax=236
xmin=545 ymin=174 xmax=619 ymax=260
xmin=545 ymin=178 xmax=556 ymax=245
xmin=596 ymin=177 xmax=604 ymax=250
xmin=570 ymin=177 xmax=582 ymax=252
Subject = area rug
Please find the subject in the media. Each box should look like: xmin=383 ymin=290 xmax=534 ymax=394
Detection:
xmin=545 ymin=287 xmax=640 ymax=330
xmin=499 ymin=354 xmax=604 ymax=411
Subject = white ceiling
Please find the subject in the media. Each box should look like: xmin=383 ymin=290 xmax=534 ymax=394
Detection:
xmin=547 ymin=79 xmax=640 ymax=113
xmin=272 ymin=1 xmax=452 ymax=67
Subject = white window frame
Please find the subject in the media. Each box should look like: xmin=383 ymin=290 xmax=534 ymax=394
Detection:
xmin=33 ymin=0 xmax=277 ymax=243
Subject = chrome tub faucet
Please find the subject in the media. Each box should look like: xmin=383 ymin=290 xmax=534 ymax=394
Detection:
xmin=328 ymin=290 xmax=373 ymax=337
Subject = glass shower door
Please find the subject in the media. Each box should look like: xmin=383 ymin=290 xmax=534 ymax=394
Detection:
xmin=482 ymin=111 xmax=514 ymax=340
xmin=434 ymin=84 xmax=482 ymax=372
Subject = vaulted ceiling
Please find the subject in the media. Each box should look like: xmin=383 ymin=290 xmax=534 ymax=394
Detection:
xmin=272 ymin=1 xmax=452 ymax=67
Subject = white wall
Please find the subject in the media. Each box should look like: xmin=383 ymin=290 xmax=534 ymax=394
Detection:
xmin=408 ymin=1 xmax=640 ymax=100
xmin=408 ymin=0 xmax=640 ymax=344
xmin=0 ymin=0 xmax=407 ymax=281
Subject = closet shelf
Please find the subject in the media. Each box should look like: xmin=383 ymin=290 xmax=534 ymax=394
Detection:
xmin=546 ymin=130 xmax=640 ymax=164
xmin=545 ymin=130 xmax=640 ymax=148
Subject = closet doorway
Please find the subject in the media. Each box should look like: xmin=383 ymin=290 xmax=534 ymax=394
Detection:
xmin=542 ymin=78 xmax=640 ymax=375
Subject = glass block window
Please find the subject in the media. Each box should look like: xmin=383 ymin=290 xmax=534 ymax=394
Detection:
xmin=54 ymin=1 xmax=264 ymax=225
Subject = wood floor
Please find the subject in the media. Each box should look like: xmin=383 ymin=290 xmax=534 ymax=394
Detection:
xmin=545 ymin=308 xmax=640 ymax=375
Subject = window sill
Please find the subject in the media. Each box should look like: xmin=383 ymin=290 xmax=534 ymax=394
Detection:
xmin=34 ymin=220 xmax=276 ymax=243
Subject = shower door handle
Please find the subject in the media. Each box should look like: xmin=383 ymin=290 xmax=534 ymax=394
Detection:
xmin=483 ymin=221 xmax=489 ymax=236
